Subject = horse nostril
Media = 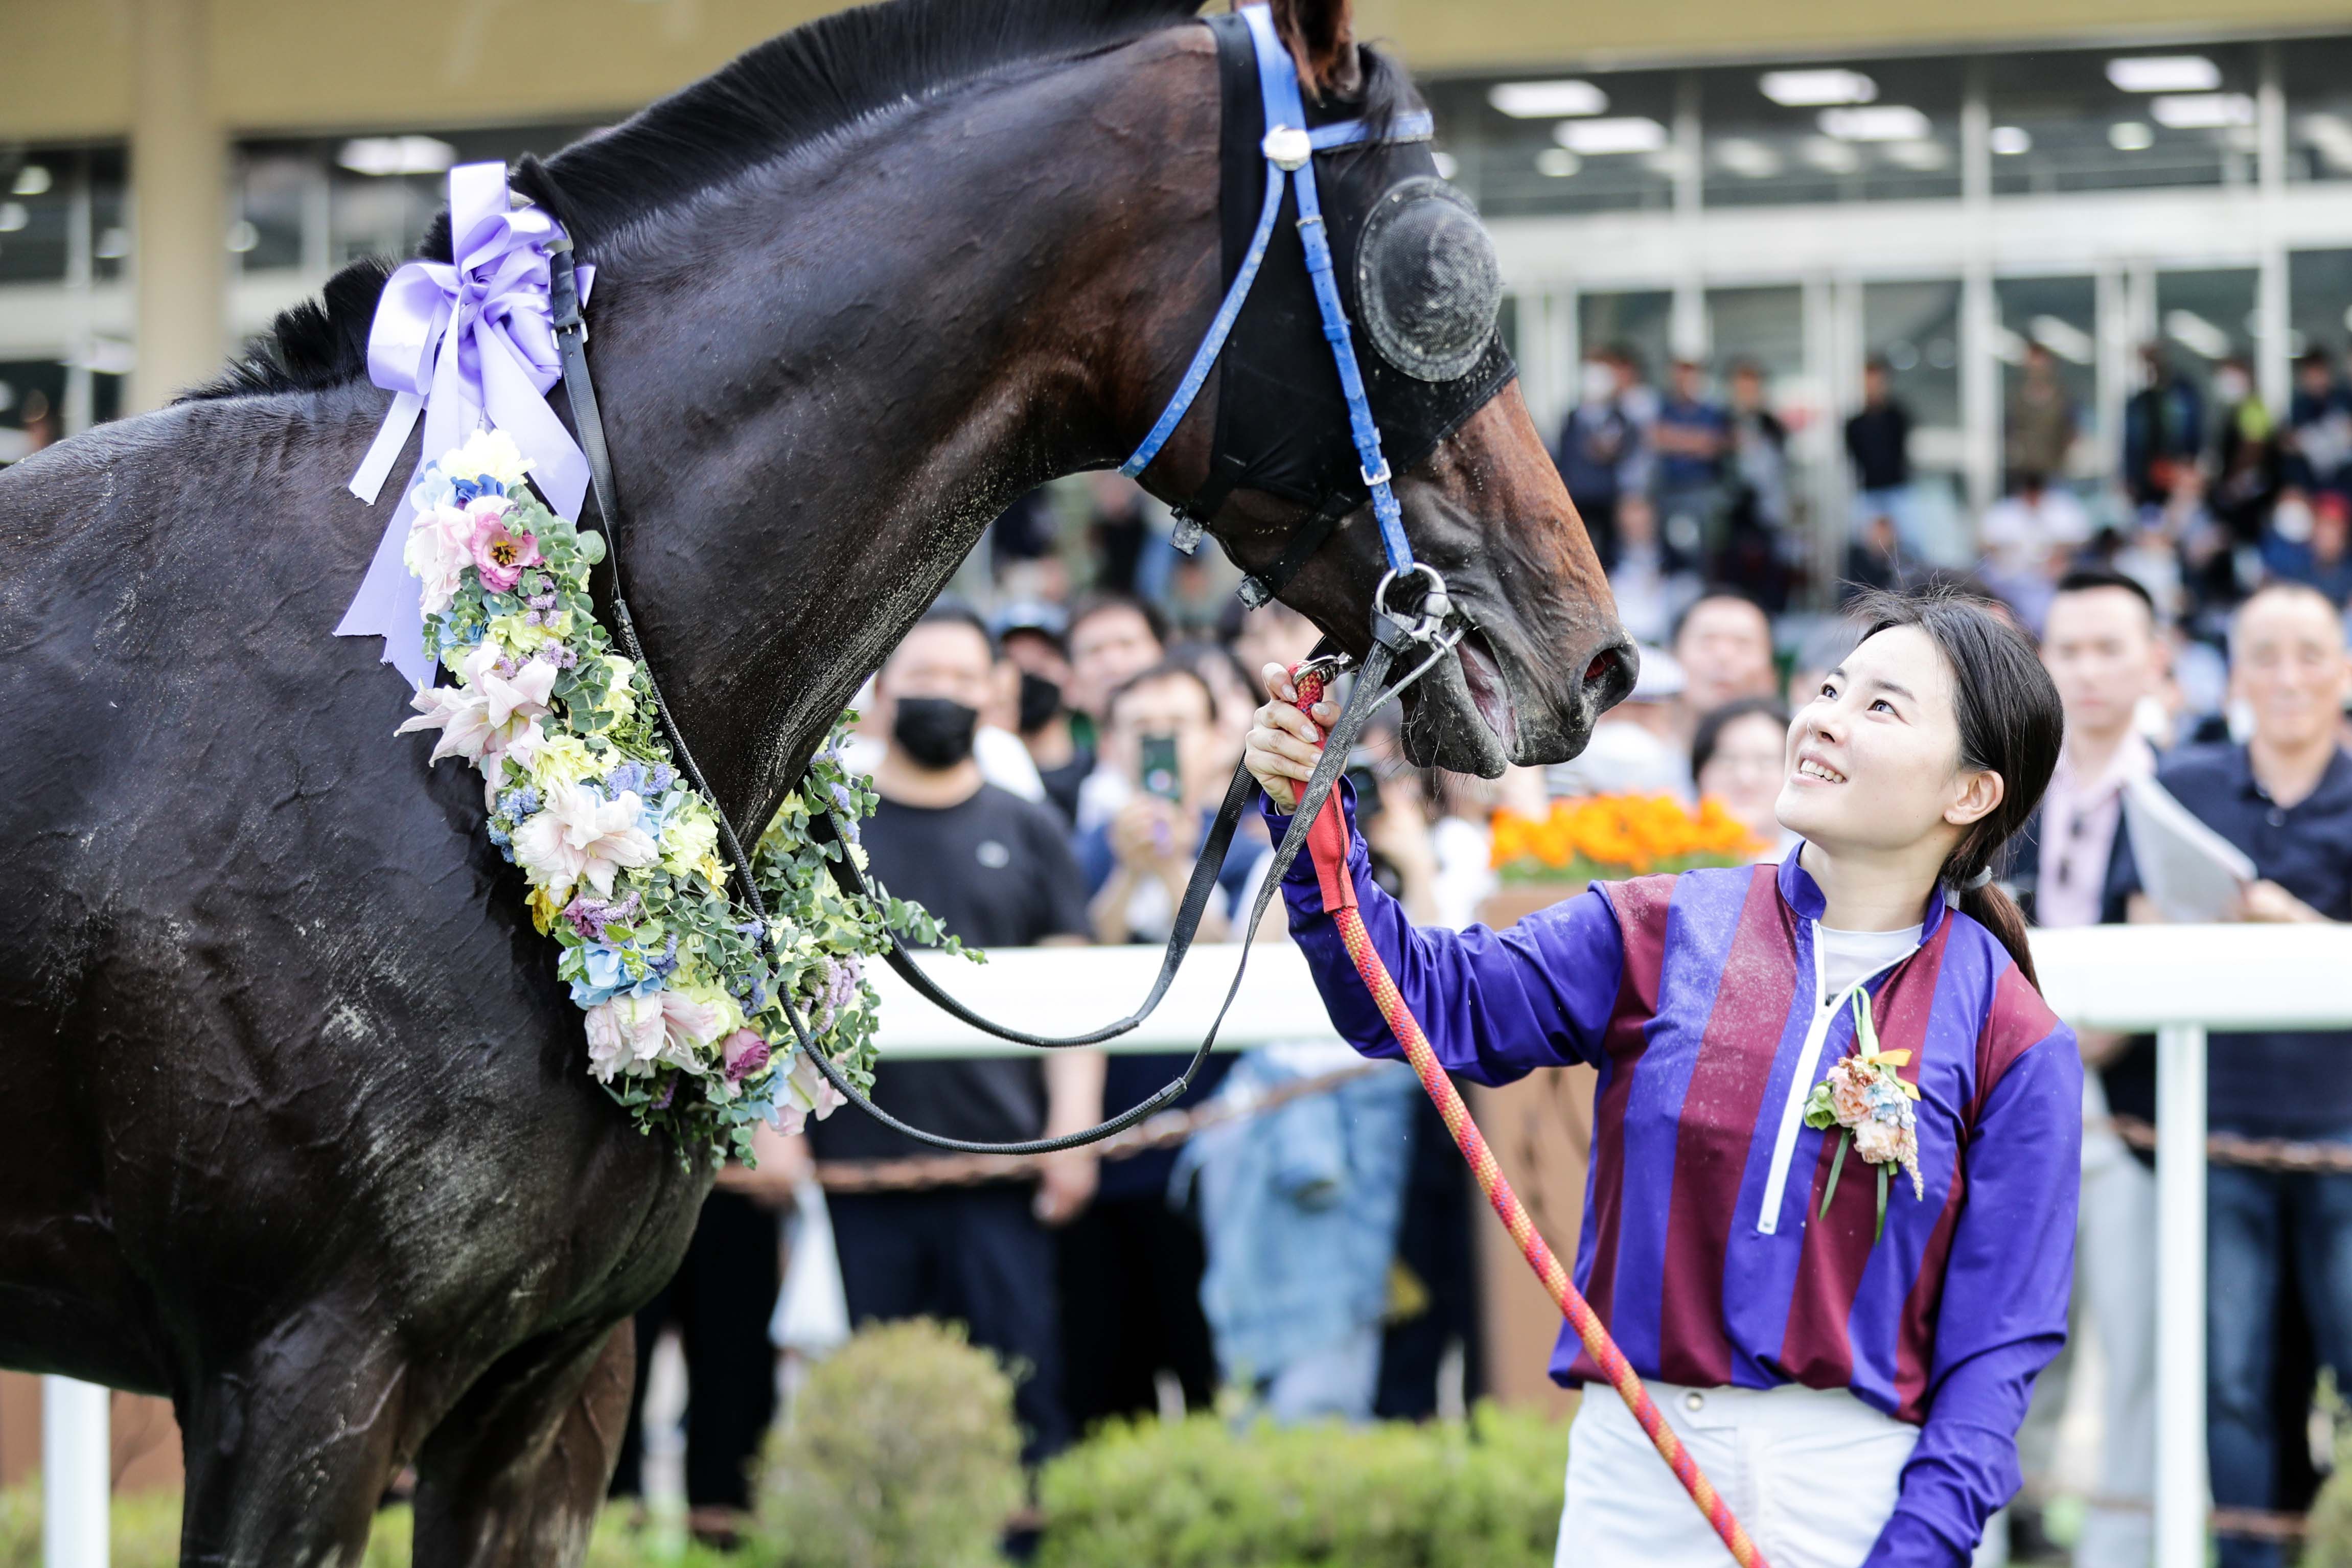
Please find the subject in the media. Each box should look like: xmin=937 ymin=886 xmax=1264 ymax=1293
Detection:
xmin=1581 ymin=641 xmax=1638 ymax=714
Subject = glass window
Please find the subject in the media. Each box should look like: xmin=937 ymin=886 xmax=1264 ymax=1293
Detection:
xmin=0 ymin=150 xmax=74 ymax=284
xmin=1579 ymin=290 xmax=1672 ymax=392
xmin=0 ymin=359 xmax=67 ymax=463
xmin=1994 ymin=275 xmax=2099 ymax=476
xmin=1987 ymin=43 xmax=2260 ymax=195
xmin=2284 ymin=38 xmax=2352 ymax=184
xmin=236 ymin=147 xmax=316 ymax=272
xmin=2151 ymin=268 xmax=2258 ymax=431
xmin=1697 ymin=57 xmax=1963 ymax=207
xmin=90 ymin=147 xmax=128 ymax=284
xmin=2289 ymin=249 xmax=2352 ymax=361
xmin=1865 ymin=280 xmax=1963 ymax=475
xmin=1426 ymin=70 xmax=1681 ymax=219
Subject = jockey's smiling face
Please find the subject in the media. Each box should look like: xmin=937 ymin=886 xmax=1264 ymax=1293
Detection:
xmin=1775 ymin=625 xmax=2006 ymax=865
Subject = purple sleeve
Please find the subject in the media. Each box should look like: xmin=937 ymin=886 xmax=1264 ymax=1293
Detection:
xmin=1262 ymin=789 xmax=1625 ymax=1084
xmin=1865 ymin=1022 xmax=2083 ymax=1566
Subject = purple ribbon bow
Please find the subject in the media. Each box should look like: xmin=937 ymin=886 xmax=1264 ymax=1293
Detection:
xmin=336 ymin=160 xmax=593 ymax=686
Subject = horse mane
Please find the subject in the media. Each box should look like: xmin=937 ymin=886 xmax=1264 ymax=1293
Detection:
xmin=187 ymin=0 xmax=1208 ymax=402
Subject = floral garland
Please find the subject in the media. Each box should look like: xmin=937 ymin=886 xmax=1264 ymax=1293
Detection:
xmin=390 ymin=430 xmax=948 ymax=1160
xmin=1802 ymin=992 xmax=1924 ymax=1242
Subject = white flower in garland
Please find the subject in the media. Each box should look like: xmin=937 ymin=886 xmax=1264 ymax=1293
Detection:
xmin=386 ymin=435 xmax=947 ymax=1161
xmin=512 ymin=779 xmax=658 ymax=901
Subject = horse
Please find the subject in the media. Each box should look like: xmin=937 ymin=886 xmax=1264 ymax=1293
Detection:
xmin=0 ymin=0 xmax=1628 ymax=1561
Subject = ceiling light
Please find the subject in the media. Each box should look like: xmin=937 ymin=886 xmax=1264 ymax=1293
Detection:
xmin=226 ymin=220 xmax=259 ymax=253
xmin=1819 ymin=106 xmax=1932 ymax=142
xmin=337 ymin=135 xmax=458 ymax=178
xmin=1535 ymin=148 xmax=1582 ymax=178
xmin=11 ymin=165 xmax=52 ymax=197
xmin=2109 ymin=122 xmax=2155 ymax=151
xmin=1555 ymin=117 xmax=1669 ymax=155
xmin=2107 ymin=56 xmax=2220 ymax=93
xmin=1488 ymin=80 xmax=1608 ymax=119
xmin=2303 ymin=113 xmax=2352 ymax=173
xmin=0 ymin=203 xmax=27 ymax=234
xmin=1801 ymin=136 xmax=1862 ymax=174
xmin=2027 ymin=315 xmax=2096 ymax=363
xmin=1432 ymin=150 xmax=1459 ymax=179
xmin=1760 ymin=69 xmax=1877 ymax=107
xmin=2164 ymin=309 xmax=2233 ymax=359
xmin=95 ymin=227 xmax=129 ymax=260
xmin=1883 ymin=140 xmax=1949 ymax=171
xmin=1989 ymin=125 xmax=2033 ymax=155
xmin=1712 ymin=137 xmax=1783 ymax=178
xmin=2152 ymin=93 xmax=2255 ymax=129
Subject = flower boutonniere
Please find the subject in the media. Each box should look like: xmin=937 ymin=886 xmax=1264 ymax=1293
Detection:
xmin=1803 ymin=991 xmax=1926 ymax=1242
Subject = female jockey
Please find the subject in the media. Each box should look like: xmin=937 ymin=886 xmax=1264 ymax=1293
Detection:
xmin=1244 ymin=587 xmax=2080 ymax=1566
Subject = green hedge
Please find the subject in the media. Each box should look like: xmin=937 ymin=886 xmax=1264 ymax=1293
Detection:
xmin=1036 ymin=1404 xmax=1566 ymax=1568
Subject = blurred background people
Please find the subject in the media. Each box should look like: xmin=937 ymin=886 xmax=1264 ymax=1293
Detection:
xmin=802 ymin=607 xmax=1102 ymax=1464
xmin=1670 ymin=590 xmax=1780 ymax=742
xmin=2118 ymin=583 xmax=2352 ymax=1568
xmin=1553 ymin=346 xmax=1649 ymax=571
xmin=2007 ymin=341 xmax=2079 ymax=491
xmin=1689 ymin=696 xmax=1794 ymax=860
xmin=1063 ymin=659 xmax=1244 ymax=1436
xmin=1844 ymin=356 xmax=1915 ymax=556
xmin=2015 ymin=569 xmax=2169 ymax=1568
xmin=2124 ymin=342 xmax=2206 ymax=511
xmin=996 ymin=605 xmax=1089 ymax=825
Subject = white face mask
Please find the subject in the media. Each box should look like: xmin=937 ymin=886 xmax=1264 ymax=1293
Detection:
xmin=2274 ymin=493 xmax=2316 ymax=544
xmin=1581 ymin=361 xmax=1619 ymax=404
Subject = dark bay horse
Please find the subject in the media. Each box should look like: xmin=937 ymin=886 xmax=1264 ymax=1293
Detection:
xmin=0 ymin=0 xmax=1626 ymax=1561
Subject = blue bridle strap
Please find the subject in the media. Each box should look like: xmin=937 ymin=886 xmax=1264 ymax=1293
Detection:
xmin=1120 ymin=8 xmax=1428 ymax=580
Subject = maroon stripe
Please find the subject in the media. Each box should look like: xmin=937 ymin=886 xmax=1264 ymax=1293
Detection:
xmin=1777 ymin=923 xmax=1950 ymax=1388
xmin=1574 ymin=875 xmax=1674 ymax=1365
xmin=1655 ymin=864 xmax=1798 ymax=1388
xmin=1895 ymin=1163 xmax=1969 ymax=1421
xmin=1968 ymin=961 xmax=2062 ymax=1122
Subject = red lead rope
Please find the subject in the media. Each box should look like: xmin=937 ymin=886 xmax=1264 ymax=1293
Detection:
xmin=1287 ymin=665 xmax=1766 ymax=1568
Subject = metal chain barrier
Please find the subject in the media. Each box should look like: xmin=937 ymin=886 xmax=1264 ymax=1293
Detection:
xmin=811 ymin=1062 xmax=1386 ymax=1194
xmin=2104 ymin=1114 xmax=2352 ymax=1173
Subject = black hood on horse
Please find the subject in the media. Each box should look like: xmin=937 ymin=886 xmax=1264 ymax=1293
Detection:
xmin=1198 ymin=13 xmax=1513 ymax=524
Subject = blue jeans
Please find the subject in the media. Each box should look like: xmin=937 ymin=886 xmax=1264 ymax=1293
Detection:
xmin=2206 ymin=1149 xmax=2352 ymax=1567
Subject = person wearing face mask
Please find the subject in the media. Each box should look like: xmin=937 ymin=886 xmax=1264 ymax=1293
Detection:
xmin=2211 ymin=355 xmax=2281 ymax=549
xmin=1247 ymin=586 xmax=2079 ymax=1566
xmin=1062 ymin=660 xmax=1246 ymax=1435
xmin=1553 ymin=347 xmax=1649 ymax=572
xmin=996 ymin=606 xmax=1091 ymax=826
xmin=803 ymin=606 xmax=1103 ymax=1464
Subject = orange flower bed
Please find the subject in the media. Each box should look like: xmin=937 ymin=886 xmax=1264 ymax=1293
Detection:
xmin=1491 ymin=794 xmax=1764 ymax=883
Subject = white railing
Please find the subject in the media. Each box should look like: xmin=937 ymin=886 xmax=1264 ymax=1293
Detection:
xmin=39 ymin=926 xmax=2350 ymax=1563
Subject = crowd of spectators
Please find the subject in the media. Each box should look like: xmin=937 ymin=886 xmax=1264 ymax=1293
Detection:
xmin=622 ymin=354 xmax=2351 ymax=1560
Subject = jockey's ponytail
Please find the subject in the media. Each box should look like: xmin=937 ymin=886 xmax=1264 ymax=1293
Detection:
xmin=1848 ymin=587 xmax=2063 ymax=992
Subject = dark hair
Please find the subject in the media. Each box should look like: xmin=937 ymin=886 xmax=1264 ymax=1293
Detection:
xmin=1849 ymin=586 xmax=2063 ymax=990
xmin=1104 ymin=659 xmax=1219 ymax=729
xmin=2051 ymin=567 xmax=2157 ymax=623
xmin=1069 ymin=591 xmax=1168 ymax=652
xmin=1165 ymin=639 xmax=1254 ymax=718
xmin=1691 ymin=697 xmax=1790 ymax=783
xmin=1669 ymin=587 xmax=1770 ymax=649
xmin=910 ymin=601 xmax=997 ymax=659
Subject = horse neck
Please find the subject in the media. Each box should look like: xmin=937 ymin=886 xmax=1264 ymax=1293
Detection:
xmin=577 ymin=29 xmax=1217 ymax=840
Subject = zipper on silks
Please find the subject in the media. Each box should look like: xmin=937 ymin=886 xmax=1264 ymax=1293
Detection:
xmin=1755 ymin=927 xmax=1910 ymax=1237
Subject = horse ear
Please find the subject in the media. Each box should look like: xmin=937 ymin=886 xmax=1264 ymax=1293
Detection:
xmin=1267 ymin=0 xmax=1361 ymax=101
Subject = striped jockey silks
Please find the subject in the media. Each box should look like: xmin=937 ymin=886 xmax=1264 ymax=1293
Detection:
xmin=1269 ymin=791 xmax=2081 ymax=1566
